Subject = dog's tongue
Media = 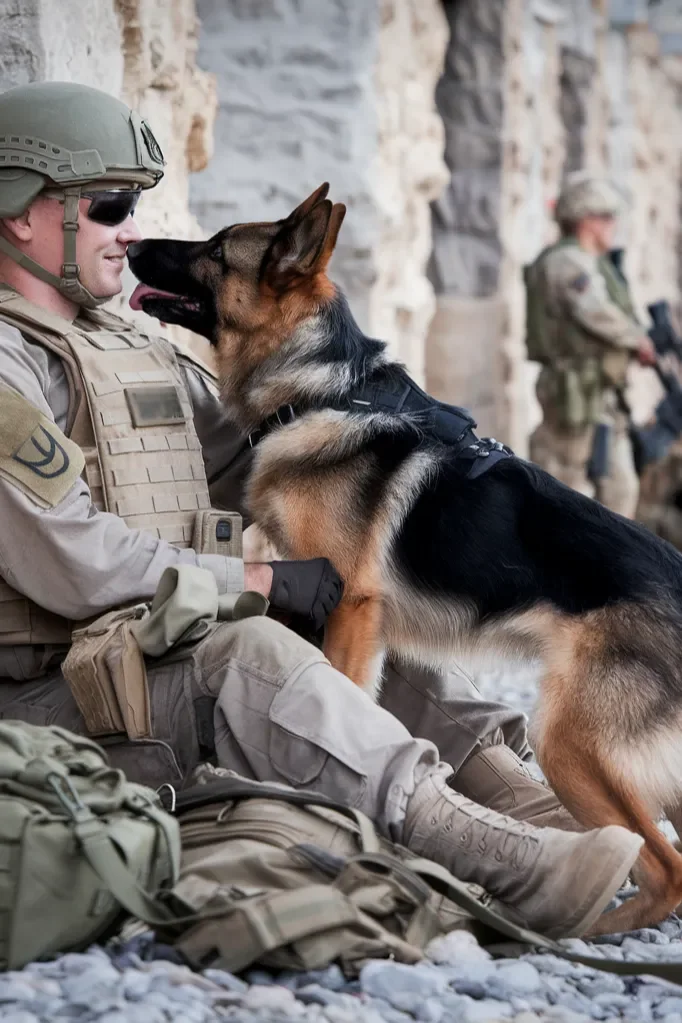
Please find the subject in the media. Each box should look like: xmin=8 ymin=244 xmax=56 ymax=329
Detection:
xmin=129 ymin=282 xmax=178 ymax=312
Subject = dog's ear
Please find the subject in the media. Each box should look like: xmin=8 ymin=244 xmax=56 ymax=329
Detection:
xmin=286 ymin=183 xmax=330 ymax=224
xmin=314 ymin=203 xmax=346 ymax=273
xmin=262 ymin=199 xmax=334 ymax=293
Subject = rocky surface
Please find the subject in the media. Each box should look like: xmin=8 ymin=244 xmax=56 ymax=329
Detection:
xmin=4 ymin=911 xmax=682 ymax=1022
xmin=3 ymin=661 xmax=682 ymax=1023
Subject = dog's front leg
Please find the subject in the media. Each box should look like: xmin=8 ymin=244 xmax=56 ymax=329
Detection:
xmin=323 ymin=596 xmax=384 ymax=696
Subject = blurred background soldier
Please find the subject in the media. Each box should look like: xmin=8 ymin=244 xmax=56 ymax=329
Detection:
xmin=524 ymin=173 xmax=656 ymax=518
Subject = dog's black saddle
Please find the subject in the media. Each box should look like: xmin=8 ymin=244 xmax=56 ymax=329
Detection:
xmin=248 ymin=364 xmax=513 ymax=480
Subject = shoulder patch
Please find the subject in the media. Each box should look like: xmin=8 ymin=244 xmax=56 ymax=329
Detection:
xmin=0 ymin=384 xmax=84 ymax=508
xmin=569 ymin=272 xmax=590 ymax=293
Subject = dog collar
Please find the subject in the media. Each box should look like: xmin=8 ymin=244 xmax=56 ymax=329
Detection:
xmin=248 ymin=403 xmax=298 ymax=448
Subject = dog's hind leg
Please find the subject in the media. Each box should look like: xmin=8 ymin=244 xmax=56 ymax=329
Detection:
xmin=535 ymin=687 xmax=682 ymax=934
xmin=323 ymin=596 xmax=384 ymax=695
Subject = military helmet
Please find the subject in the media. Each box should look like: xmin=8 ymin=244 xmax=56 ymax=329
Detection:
xmin=555 ymin=173 xmax=623 ymax=227
xmin=0 ymin=81 xmax=165 ymax=308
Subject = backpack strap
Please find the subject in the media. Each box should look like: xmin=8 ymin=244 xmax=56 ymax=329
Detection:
xmin=175 ymin=777 xmax=381 ymax=852
xmin=48 ymin=772 xmax=179 ymax=927
xmin=396 ymin=855 xmax=682 ymax=984
xmin=175 ymin=885 xmax=374 ymax=974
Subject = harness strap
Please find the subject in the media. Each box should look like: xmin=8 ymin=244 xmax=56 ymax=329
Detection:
xmin=246 ymin=366 xmax=512 ymax=477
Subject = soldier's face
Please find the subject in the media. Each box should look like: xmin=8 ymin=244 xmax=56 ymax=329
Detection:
xmin=76 ymin=196 xmax=144 ymax=299
xmin=586 ymin=214 xmax=617 ymax=254
xmin=18 ymin=194 xmax=143 ymax=300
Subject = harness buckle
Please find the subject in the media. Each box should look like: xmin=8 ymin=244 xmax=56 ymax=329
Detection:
xmin=275 ymin=404 xmax=296 ymax=426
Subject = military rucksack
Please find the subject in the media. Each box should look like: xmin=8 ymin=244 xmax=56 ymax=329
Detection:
xmin=153 ymin=771 xmax=682 ymax=985
xmin=0 ymin=721 xmax=180 ymax=970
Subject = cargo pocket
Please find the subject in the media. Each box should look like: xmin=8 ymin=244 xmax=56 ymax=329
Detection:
xmin=268 ymin=675 xmax=368 ymax=807
xmin=99 ymin=737 xmax=183 ymax=789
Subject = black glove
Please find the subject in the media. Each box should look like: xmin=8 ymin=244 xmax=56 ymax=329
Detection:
xmin=268 ymin=558 xmax=344 ymax=630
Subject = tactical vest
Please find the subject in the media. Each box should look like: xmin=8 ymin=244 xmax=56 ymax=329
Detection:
xmin=525 ymin=240 xmax=639 ymax=427
xmin=0 ymin=285 xmax=211 ymax=647
xmin=598 ymin=251 xmax=637 ymax=321
xmin=524 ymin=238 xmax=637 ymax=366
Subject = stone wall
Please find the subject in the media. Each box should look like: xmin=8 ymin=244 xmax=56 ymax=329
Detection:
xmin=425 ymin=0 xmax=682 ymax=462
xmin=189 ymin=0 xmax=448 ymax=383
xmin=368 ymin=0 xmax=449 ymax=383
xmin=498 ymin=0 xmax=568 ymax=452
xmin=5 ymin=0 xmax=682 ymax=486
xmin=425 ymin=0 xmax=507 ymax=437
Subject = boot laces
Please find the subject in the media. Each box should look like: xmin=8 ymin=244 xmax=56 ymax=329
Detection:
xmin=434 ymin=796 xmax=540 ymax=872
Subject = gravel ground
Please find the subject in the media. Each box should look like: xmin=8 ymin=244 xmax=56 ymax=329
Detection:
xmin=4 ymin=661 xmax=682 ymax=1023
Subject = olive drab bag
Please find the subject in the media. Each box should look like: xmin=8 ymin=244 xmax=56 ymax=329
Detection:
xmin=0 ymin=721 xmax=180 ymax=970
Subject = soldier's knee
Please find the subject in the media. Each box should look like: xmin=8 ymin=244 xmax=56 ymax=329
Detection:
xmin=195 ymin=615 xmax=326 ymax=682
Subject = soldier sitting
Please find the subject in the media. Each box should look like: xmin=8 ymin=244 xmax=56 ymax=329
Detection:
xmin=0 ymin=82 xmax=643 ymax=940
xmin=525 ymin=172 xmax=656 ymax=517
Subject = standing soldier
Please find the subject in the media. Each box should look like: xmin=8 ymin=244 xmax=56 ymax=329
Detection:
xmin=524 ymin=173 xmax=656 ymax=517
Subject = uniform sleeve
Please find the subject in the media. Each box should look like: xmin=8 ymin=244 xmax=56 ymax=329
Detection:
xmin=0 ymin=323 xmax=244 ymax=619
xmin=175 ymin=350 xmax=255 ymax=519
xmin=546 ymin=247 xmax=643 ymax=352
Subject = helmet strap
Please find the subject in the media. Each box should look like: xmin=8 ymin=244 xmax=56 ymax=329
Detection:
xmin=0 ymin=185 xmax=109 ymax=310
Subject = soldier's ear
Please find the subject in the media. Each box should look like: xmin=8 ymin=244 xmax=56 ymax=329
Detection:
xmin=1 ymin=209 xmax=32 ymax=242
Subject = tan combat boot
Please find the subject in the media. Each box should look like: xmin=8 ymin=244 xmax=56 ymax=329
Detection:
xmin=403 ymin=772 xmax=643 ymax=939
xmin=454 ymin=743 xmax=585 ymax=832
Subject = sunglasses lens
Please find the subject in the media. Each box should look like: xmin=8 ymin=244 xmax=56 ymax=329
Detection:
xmin=84 ymin=190 xmax=141 ymax=226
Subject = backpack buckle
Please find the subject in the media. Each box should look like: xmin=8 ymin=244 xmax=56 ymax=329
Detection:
xmin=156 ymin=782 xmax=177 ymax=813
xmin=47 ymin=772 xmax=87 ymax=819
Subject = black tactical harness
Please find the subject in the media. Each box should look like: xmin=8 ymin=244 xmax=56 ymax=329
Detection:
xmin=247 ymin=364 xmax=513 ymax=479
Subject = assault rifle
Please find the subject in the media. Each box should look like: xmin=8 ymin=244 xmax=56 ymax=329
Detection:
xmin=629 ymin=300 xmax=682 ymax=475
xmin=587 ymin=249 xmax=682 ymax=479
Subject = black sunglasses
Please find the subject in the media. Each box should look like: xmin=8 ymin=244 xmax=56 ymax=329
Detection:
xmin=81 ymin=189 xmax=142 ymax=226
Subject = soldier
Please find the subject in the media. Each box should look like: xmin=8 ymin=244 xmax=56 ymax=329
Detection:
xmin=525 ymin=172 xmax=657 ymax=517
xmin=0 ymin=82 xmax=642 ymax=938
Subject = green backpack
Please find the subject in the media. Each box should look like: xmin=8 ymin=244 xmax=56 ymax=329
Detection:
xmin=0 ymin=721 xmax=180 ymax=970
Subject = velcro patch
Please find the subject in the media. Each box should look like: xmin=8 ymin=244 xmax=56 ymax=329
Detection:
xmin=0 ymin=383 xmax=84 ymax=507
xmin=569 ymin=272 xmax=590 ymax=293
xmin=125 ymin=385 xmax=185 ymax=427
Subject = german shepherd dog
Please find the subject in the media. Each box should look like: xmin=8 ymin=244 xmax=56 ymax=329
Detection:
xmin=129 ymin=184 xmax=682 ymax=934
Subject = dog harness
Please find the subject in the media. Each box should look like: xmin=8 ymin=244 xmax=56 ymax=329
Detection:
xmin=248 ymin=363 xmax=513 ymax=480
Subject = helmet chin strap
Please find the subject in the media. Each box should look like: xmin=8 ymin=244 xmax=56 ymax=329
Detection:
xmin=0 ymin=185 xmax=108 ymax=310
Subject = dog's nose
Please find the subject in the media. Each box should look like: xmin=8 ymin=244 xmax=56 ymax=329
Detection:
xmin=126 ymin=240 xmax=149 ymax=261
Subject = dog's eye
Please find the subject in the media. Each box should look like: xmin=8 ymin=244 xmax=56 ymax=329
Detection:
xmin=210 ymin=244 xmax=223 ymax=262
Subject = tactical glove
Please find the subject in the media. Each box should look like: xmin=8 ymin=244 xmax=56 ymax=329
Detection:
xmin=268 ymin=559 xmax=344 ymax=630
